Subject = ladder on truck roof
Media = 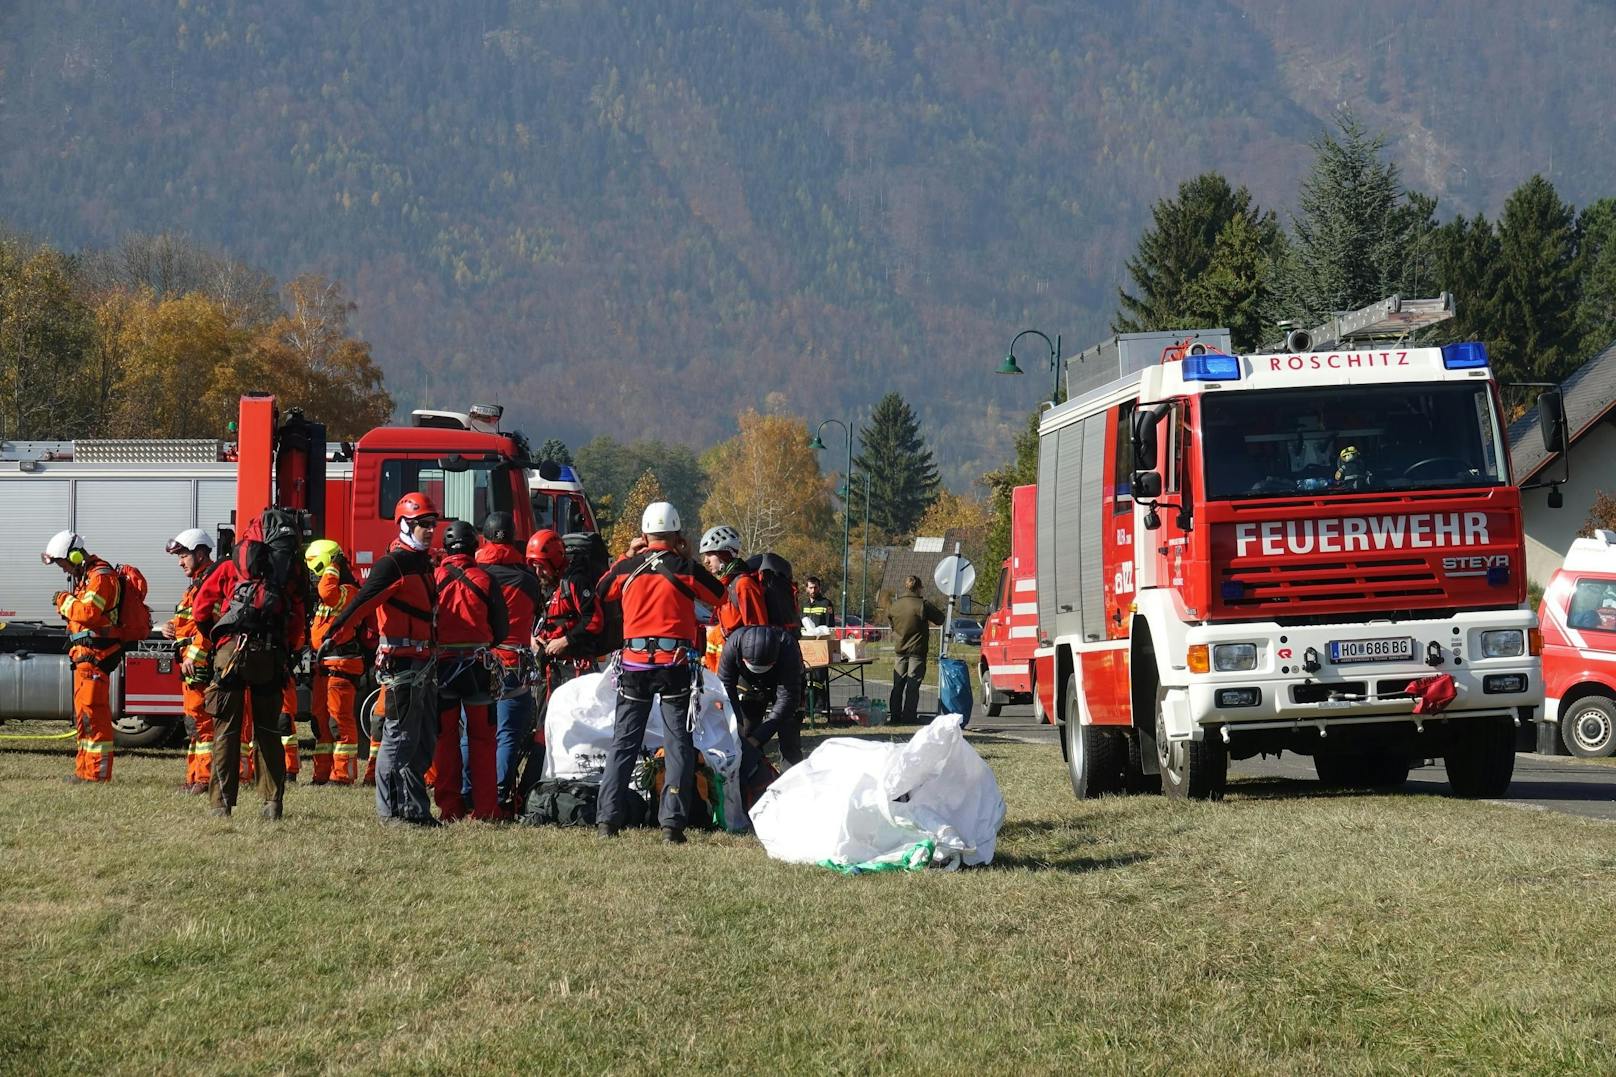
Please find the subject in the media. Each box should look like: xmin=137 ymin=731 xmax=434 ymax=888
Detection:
xmin=1275 ymin=293 xmax=1455 ymax=351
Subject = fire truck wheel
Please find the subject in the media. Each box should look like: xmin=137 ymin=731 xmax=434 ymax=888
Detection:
xmin=1123 ymin=731 xmax=1161 ymax=795
xmin=113 ymin=714 xmax=182 ymax=749
xmin=980 ymin=663 xmax=1005 ymax=717
xmin=1064 ymin=675 xmax=1121 ymax=799
xmin=1155 ymin=695 xmax=1226 ymax=801
xmin=1443 ymin=716 xmax=1517 ymax=797
xmin=1560 ymin=694 xmax=1616 ymax=757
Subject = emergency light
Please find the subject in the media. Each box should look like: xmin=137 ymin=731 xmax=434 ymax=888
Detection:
xmin=555 ymin=465 xmax=578 ymax=483
xmin=1182 ymin=352 xmax=1242 ymax=381
xmin=1441 ymin=342 xmax=1489 ymax=369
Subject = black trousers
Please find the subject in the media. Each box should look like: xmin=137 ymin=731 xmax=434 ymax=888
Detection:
xmin=600 ymin=664 xmax=695 ymax=830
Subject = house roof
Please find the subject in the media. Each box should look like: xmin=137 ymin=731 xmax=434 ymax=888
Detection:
xmin=873 ymin=529 xmax=980 ymax=604
xmin=1508 ymin=337 xmax=1616 ymax=483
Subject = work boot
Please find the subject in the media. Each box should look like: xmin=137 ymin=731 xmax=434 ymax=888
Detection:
xmin=210 ymin=805 xmax=232 ymax=818
xmin=596 ymin=822 xmax=619 ymax=839
xmin=661 ymin=827 xmax=686 ymax=845
xmin=62 ymin=774 xmax=89 ymax=785
xmin=261 ymin=802 xmax=283 ymax=821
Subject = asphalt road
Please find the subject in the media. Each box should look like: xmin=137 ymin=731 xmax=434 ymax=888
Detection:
xmin=835 ymin=679 xmax=1616 ymax=824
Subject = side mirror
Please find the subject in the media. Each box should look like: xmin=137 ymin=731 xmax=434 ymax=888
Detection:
xmin=1131 ymin=409 xmax=1161 ymax=471
xmin=1132 ymin=470 xmax=1163 ymax=499
xmin=437 ymin=454 xmax=471 ymax=473
xmin=1538 ymin=390 xmax=1567 ymax=454
xmin=535 ymin=460 xmax=562 ymax=481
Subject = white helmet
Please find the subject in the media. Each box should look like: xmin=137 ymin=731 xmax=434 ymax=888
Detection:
xmin=699 ymin=524 xmax=742 ymax=556
xmin=165 ymin=528 xmax=214 ymax=555
xmin=640 ymin=501 xmax=681 ymax=535
xmin=41 ymin=530 xmax=86 ymax=565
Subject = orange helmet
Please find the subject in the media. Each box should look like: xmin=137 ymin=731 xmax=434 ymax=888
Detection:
xmin=525 ymin=528 xmax=565 ymax=572
xmin=394 ymin=491 xmax=439 ymax=522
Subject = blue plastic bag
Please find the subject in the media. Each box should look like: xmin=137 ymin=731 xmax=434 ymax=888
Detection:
xmin=938 ymin=656 xmax=973 ymax=727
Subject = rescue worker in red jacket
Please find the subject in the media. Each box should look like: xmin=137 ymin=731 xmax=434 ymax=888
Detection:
xmin=535 ymin=530 xmax=605 ymax=687
xmin=160 ymin=529 xmax=222 ymax=793
xmin=596 ymin=502 xmax=724 ymax=843
xmin=42 ymin=531 xmax=123 ymax=783
xmin=305 ymin=539 xmax=364 ymax=785
xmin=475 ymin=513 xmax=545 ymax=816
xmin=432 ymin=519 xmax=508 ymax=821
xmin=322 ymin=492 xmax=441 ymax=826
xmin=697 ymin=523 xmax=767 ymax=671
xmin=192 ymin=521 xmax=308 ymax=820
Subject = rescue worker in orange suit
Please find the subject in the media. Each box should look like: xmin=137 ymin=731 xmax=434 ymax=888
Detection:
xmin=323 ymin=492 xmax=441 ymax=826
xmin=305 ymin=539 xmax=364 ymax=785
xmin=697 ymin=524 xmax=767 ymax=671
xmin=280 ymin=681 xmax=301 ymax=782
xmin=160 ymin=529 xmax=223 ymax=793
xmin=192 ymin=521 xmax=308 ymax=819
xmin=430 ymin=520 xmax=507 ymax=821
xmin=43 ymin=531 xmax=122 ymax=783
xmin=475 ymin=513 xmax=545 ymax=816
xmin=596 ymin=502 xmax=724 ymax=843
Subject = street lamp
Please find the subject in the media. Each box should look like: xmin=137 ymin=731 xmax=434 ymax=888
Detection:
xmin=996 ymin=329 xmax=1063 ymax=403
xmin=838 ymin=474 xmax=872 ymax=622
xmin=809 ymin=418 xmax=853 ymax=630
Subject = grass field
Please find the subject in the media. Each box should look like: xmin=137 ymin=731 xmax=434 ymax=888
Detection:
xmin=4 ymin=729 xmax=1616 ymax=1075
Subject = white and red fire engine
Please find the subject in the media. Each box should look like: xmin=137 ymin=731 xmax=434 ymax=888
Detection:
xmin=0 ymin=400 xmax=592 ymax=746
xmin=980 ymin=484 xmax=1038 ymax=717
xmin=1537 ymin=530 xmax=1616 ymax=757
xmin=1032 ymin=302 xmax=1567 ymax=801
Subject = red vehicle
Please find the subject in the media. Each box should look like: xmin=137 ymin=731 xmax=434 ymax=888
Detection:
xmin=981 ymin=484 xmax=1038 ymax=717
xmin=1538 ymin=530 xmax=1616 ymax=757
xmin=1031 ymin=322 xmax=1565 ymax=801
xmin=0 ymin=398 xmax=549 ymax=746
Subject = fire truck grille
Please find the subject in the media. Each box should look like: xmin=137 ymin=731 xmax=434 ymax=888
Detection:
xmin=1220 ymin=558 xmax=1445 ymax=611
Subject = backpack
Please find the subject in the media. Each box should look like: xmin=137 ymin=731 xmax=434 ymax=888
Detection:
xmin=521 ymin=777 xmax=648 ymax=827
xmin=214 ymin=508 xmax=307 ymax=642
xmin=108 ymin=564 xmax=152 ymax=643
xmin=562 ymin=532 xmax=617 ymax=659
xmin=746 ymin=552 xmax=799 ymax=631
xmin=640 ymin=747 xmax=721 ymax=830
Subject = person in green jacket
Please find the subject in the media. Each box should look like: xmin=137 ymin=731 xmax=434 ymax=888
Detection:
xmin=885 ymin=575 xmax=944 ymax=724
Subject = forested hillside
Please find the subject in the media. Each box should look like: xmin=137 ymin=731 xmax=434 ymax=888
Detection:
xmin=3 ymin=1 xmax=1613 ymax=485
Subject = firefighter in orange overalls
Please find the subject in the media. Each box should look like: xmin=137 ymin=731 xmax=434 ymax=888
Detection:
xmin=280 ymin=681 xmax=301 ymax=781
xmin=42 ymin=530 xmax=122 ymax=783
xmin=161 ymin=529 xmax=223 ymax=793
xmin=305 ymin=539 xmax=364 ymax=784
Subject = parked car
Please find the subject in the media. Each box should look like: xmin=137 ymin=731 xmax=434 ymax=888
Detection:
xmin=834 ymin=615 xmax=885 ymax=642
xmin=947 ymin=618 xmax=984 ymax=646
xmin=1539 ymin=531 xmax=1616 ymax=757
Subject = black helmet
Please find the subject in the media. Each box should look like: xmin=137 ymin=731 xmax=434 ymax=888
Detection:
xmin=443 ymin=520 xmax=479 ymax=555
xmin=481 ymin=511 xmax=516 ymax=544
xmin=739 ymin=626 xmax=782 ymax=675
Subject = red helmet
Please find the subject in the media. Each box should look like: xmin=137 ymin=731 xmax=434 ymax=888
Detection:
xmin=394 ymin=491 xmax=439 ymax=522
xmin=525 ymin=528 xmax=565 ymax=572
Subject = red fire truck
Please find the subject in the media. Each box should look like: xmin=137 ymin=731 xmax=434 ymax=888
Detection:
xmin=1 ymin=398 xmax=578 ymax=746
xmin=980 ymin=484 xmax=1039 ymax=717
xmin=1033 ymin=311 xmax=1566 ymax=801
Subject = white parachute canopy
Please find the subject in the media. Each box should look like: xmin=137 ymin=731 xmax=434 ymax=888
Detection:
xmin=749 ymin=714 xmax=1007 ymax=872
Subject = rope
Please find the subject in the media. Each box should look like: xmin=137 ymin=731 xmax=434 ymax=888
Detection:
xmin=0 ymin=728 xmax=78 ymax=741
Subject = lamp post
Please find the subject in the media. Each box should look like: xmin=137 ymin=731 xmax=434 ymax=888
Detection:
xmin=838 ymin=474 xmax=873 ymax=622
xmin=996 ymin=329 xmax=1063 ymax=403
xmin=809 ymin=418 xmax=853 ymax=630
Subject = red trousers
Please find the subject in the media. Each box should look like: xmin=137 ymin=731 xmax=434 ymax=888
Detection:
xmin=432 ymin=702 xmax=497 ymax=821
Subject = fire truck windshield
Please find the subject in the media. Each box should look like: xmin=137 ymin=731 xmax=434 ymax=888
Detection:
xmin=1201 ymin=382 xmax=1505 ymax=499
xmin=380 ymin=458 xmax=515 ymax=523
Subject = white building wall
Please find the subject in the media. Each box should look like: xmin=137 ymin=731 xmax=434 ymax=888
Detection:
xmin=1522 ymin=421 xmax=1616 ymax=586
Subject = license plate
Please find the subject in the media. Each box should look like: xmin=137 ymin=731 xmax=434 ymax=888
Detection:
xmin=1329 ymin=637 xmax=1413 ymax=664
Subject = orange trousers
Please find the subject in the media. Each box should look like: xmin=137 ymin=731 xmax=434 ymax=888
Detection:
xmin=311 ymin=669 xmax=360 ymax=784
xmin=72 ymin=662 xmax=114 ymax=782
xmin=182 ymin=682 xmax=213 ymax=786
xmin=363 ymin=687 xmax=385 ymax=785
xmin=281 ymin=683 xmax=300 ymax=777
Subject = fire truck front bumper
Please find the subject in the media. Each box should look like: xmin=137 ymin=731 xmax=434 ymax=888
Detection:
xmin=1166 ymin=613 xmax=1541 ymax=740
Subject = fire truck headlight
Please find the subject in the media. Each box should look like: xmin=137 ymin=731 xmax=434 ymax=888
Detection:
xmin=1480 ymin=629 xmax=1525 ymax=658
xmin=1212 ymin=643 xmax=1258 ymax=672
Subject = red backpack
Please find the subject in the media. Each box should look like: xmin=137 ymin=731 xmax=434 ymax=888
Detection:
xmin=107 ymin=564 xmax=152 ymax=643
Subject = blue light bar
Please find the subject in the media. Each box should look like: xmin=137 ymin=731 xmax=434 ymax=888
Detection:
xmin=555 ymin=465 xmax=578 ymax=483
xmin=1442 ymin=342 xmax=1489 ymax=369
xmin=1182 ymin=352 xmax=1242 ymax=381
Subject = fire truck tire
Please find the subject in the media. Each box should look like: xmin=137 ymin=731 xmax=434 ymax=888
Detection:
xmin=113 ymin=714 xmax=181 ymax=749
xmin=1064 ymin=675 xmax=1121 ymax=799
xmin=1443 ymin=716 xmax=1516 ymax=797
xmin=1559 ymin=694 xmax=1616 ymax=757
xmin=1155 ymin=693 xmax=1226 ymax=801
xmin=980 ymin=663 xmax=1005 ymax=717
xmin=1123 ymin=732 xmax=1161 ymax=795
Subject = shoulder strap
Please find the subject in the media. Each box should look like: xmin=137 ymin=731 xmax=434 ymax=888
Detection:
xmin=444 ymin=562 xmax=494 ymax=612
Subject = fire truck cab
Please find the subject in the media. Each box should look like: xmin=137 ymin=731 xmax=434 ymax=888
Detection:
xmin=1037 ymin=317 xmax=1559 ymax=802
xmin=981 ymin=484 xmax=1038 ymax=717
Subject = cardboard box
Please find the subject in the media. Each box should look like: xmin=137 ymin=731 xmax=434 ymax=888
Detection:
xmin=838 ymin=638 xmax=867 ymax=662
xmin=799 ymin=639 xmax=832 ymax=668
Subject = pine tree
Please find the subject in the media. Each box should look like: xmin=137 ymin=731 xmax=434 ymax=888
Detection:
xmin=1180 ymin=213 xmax=1279 ymax=351
xmin=1577 ymin=197 xmax=1616 ymax=355
xmin=608 ymin=468 xmax=666 ymax=556
xmin=852 ymin=392 xmax=940 ymax=538
xmin=1430 ymin=212 xmax=1502 ymax=347
xmin=1492 ymin=175 xmax=1582 ymax=382
xmin=535 ymin=437 xmax=573 ymax=465
xmin=1115 ymin=173 xmax=1278 ymax=335
xmin=1269 ymin=113 xmax=1437 ymax=325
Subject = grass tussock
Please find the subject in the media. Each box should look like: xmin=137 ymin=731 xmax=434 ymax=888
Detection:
xmin=2 ymin=733 xmax=1615 ymax=1075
